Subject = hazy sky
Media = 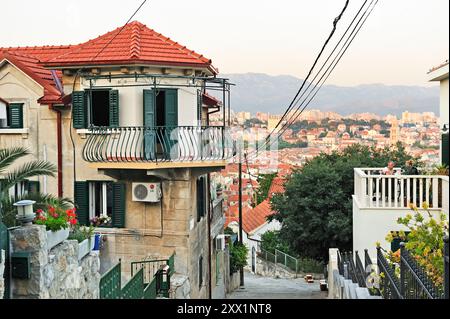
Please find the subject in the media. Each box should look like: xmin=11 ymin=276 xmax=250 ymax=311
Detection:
xmin=1 ymin=0 xmax=448 ymax=86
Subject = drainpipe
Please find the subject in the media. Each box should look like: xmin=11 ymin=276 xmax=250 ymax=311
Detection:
xmin=50 ymin=105 xmax=63 ymax=197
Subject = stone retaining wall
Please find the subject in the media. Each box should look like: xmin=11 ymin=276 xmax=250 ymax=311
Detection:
xmin=10 ymin=225 xmax=100 ymax=299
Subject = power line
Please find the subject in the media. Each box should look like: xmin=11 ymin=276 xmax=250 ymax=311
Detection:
xmin=91 ymin=0 xmax=148 ymax=62
xmin=264 ymin=0 xmax=350 ymax=142
xmin=248 ymin=0 xmax=371 ymax=159
xmin=247 ymin=0 xmax=379 ymax=161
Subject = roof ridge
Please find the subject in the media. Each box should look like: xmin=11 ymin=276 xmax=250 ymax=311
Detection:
xmin=129 ymin=22 xmax=142 ymax=59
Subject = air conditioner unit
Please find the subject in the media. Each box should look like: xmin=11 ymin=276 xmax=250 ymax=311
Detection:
xmin=132 ymin=183 xmax=162 ymax=203
xmin=215 ymin=235 xmax=226 ymax=251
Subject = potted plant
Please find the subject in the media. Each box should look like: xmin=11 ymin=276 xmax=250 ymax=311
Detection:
xmin=69 ymin=225 xmax=96 ymax=260
xmin=90 ymin=215 xmax=112 ymax=228
xmin=34 ymin=206 xmax=78 ymax=250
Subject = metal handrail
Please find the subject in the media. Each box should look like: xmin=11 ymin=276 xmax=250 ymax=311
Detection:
xmin=82 ymin=125 xmax=235 ymax=163
xmin=377 ymin=247 xmax=403 ymax=299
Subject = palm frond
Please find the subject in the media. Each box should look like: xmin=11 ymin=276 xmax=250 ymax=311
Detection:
xmin=0 ymin=147 xmax=30 ymax=174
xmin=1 ymin=161 xmax=56 ymax=192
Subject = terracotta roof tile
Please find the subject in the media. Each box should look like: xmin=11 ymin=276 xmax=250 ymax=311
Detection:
xmin=241 ymin=199 xmax=274 ymax=233
xmin=44 ymin=21 xmax=217 ymax=73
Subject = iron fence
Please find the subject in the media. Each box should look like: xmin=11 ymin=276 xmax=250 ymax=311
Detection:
xmin=99 ymin=261 xmax=122 ymax=299
xmin=258 ymin=249 xmax=323 ymax=276
xmin=122 ymin=268 xmax=144 ymax=299
xmin=82 ymin=126 xmax=235 ymax=163
xmin=377 ymin=240 xmax=448 ymax=299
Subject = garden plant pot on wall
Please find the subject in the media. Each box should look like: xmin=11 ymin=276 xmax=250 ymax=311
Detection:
xmin=78 ymin=239 xmax=90 ymax=260
xmin=46 ymin=228 xmax=70 ymax=250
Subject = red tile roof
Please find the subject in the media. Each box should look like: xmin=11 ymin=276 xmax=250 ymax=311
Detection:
xmin=242 ymin=200 xmax=274 ymax=233
xmin=268 ymin=177 xmax=285 ymax=198
xmin=0 ymin=46 xmax=74 ymax=104
xmin=1 ymin=21 xmax=218 ymax=104
xmin=44 ymin=21 xmax=217 ymax=74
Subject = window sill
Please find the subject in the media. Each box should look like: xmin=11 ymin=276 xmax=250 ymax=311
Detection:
xmin=0 ymin=128 xmax=29 ymax=137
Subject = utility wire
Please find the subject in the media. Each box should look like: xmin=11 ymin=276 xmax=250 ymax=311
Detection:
xmin=263 ymin=0 xmax=349 ymax=146
xmin=69 ymin=0 xmax=148 ymax=184
xmin=247 ymin=0 xmax=379 ymax=160
xmin=274 ymin=0 xmax=377 ymax=141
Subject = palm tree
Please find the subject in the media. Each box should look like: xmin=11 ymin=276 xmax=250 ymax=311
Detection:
xmin=0 ymin=147 xmax=71 ymax=227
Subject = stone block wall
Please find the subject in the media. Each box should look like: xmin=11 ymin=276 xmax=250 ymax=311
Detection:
xmin=10 ymin=225 xmax=100 ymax=299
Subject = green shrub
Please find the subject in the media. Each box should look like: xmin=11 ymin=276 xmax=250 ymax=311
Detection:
xmin=229 ymin=242 xmax=248 ymax=273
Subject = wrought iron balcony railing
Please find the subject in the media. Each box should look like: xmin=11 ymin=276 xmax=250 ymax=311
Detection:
xmin=82 ymin=126 xmax=235 ymax=164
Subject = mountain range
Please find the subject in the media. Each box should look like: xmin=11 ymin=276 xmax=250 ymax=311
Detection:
xmin=220 ymin=73 xmax=439 ymax=117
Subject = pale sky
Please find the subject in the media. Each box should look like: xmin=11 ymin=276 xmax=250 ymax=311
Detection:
xmin=1 ymin=0 xmax=448 ymax=86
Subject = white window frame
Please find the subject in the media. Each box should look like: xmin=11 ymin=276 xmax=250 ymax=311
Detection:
xmin=88 ymin=182 xmax=110 ymax=219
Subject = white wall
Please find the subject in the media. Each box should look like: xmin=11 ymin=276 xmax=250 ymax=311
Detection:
xmin=353 ymin=195 xmax=449 ymax=259
xmin=80 ymin=77 xmax=199 ymax=127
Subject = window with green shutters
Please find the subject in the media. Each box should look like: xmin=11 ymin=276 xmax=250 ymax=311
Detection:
xmin=72 ymin=90 xmax=119 ymax=128
xmin=74 ymin=181 xmax=126 ymax=228
xmin=8 ymin=103 xmax=24 ymax=128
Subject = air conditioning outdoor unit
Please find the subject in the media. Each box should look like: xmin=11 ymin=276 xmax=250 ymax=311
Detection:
xmin=215 ymin=235 xmax=226 ymax=251
xmin=132 ymin=183 xmax=162 ymax=203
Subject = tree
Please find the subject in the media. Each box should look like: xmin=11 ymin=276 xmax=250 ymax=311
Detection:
xmin=269 ymin=143 xmax=417 ymax=261
xmin=256 ymin=173 xmax=276 ymax=204
xmin=0 ymin=147 xmax=70 ymax=227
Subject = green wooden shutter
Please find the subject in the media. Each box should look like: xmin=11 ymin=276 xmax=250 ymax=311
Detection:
xmin=74 ymin=181 xmax=89 ymax=226
xmin=442 ymin=133 xmax=449 ymax=166
xmin=8 ymin=103 xmax=23 ymax=128
xmin=26 ymin=181 xmax=40 ymax=195
xmin=164 ymin=89 xmax=178 ymax=127
xmin=112 ymin=182 xmax=126 ymax=228
xmin=72 ymin=91 xmax=86 ymax=129
xmin=143 ymin=90 xmax=156 ymax=160
xmin=109 ymin=90 xmax=120 ymax=127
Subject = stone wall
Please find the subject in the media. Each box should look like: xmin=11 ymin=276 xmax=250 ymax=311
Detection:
xmin=10 ymin=225 xmax=100 ymax=299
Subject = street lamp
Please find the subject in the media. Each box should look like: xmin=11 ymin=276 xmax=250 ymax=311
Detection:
xmin=13 ymin=200 xmax=36 ymax=226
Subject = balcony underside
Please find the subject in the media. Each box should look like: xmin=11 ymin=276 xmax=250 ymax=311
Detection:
xmin=89 ymin=160 xmax=228 ymax=170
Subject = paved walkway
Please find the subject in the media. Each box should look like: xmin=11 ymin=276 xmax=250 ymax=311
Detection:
xmin=227 ymin=272 xmax=328 ymax=299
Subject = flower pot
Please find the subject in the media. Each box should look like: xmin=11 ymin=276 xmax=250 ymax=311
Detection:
xmin=78 ymin=239 xmax=90 ymax=260
xmin=46 ymin=228 xmax=70 ymax=250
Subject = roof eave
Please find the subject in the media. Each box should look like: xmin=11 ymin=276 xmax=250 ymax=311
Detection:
xmin=43 ymin=60 xmax=218 ymax=75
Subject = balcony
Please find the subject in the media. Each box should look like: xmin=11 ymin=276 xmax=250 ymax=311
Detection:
xmin=353 ymin=168 xmax=449 ymax=259
xmin=82 ymin=126 xmax=235 ymax=170
xmin=354 ymin=168 xmax=449 ymax=211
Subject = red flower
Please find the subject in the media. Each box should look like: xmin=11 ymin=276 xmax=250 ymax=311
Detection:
xmin=48 ymin=206 xmax=56 ymax=214
xmin=36 ymin=209 xmax=44 ymax=214
xmin=69 ymin=219 xmax=77 ymax=225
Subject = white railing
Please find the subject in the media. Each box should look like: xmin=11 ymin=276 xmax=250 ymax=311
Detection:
xmin=354 ymin=168 xmax=449 ymax=210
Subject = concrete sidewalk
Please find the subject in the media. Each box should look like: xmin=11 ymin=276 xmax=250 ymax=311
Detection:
xmin=226 ymin=272 xmax=327 ymax=299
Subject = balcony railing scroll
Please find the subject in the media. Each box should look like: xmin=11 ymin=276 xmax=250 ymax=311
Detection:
xmin=82 ymin=126 xmax=235 ymax=164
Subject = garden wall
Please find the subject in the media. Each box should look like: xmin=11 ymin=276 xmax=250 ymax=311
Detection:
xmin=9 ymin=225 xmax=100 ymax=299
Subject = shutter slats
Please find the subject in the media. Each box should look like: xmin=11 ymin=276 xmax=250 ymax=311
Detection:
xmin=112 ymin=182 xmax=126 ymax=228
xmin=109 ymin=90 xmax=120 ymax=127
xmin=8 ymin=103 xmax=23 ymax=128
xmin=74 ymin=181 xmax=90 ymax=226
xmin=72 ymin=91 xmax=86 ymax=129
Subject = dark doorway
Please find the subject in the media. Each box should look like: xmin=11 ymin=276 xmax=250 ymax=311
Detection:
xmin=90 ymin=90 xmax=110 ymax=126
xmin=155 ymin=90 xmax=166 ymax=127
